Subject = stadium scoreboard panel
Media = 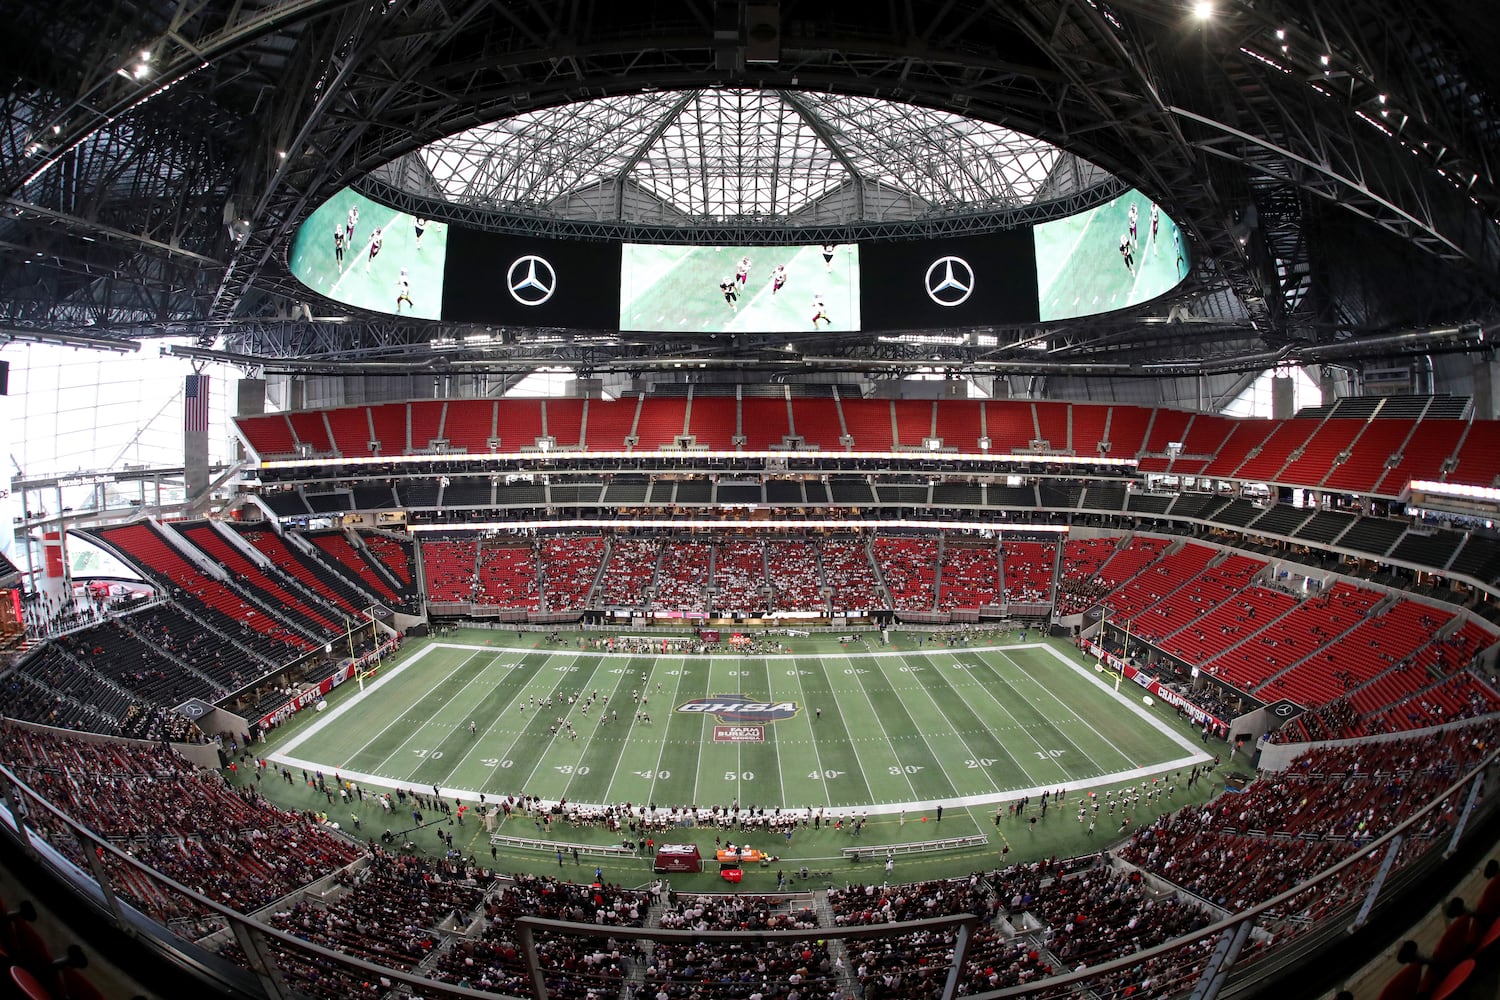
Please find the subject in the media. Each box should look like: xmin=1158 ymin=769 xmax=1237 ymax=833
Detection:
xmin=289 ymin=187 xmax=1188 ymax=330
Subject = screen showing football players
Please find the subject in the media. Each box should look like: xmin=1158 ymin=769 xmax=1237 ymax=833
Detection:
xmin=619 ymin=242 xmax=861 ymax=333
xmin=1033 ymin=188 xmax=1189 ymax=322
xmin=288 ymin=187 xmax=447 ymax=320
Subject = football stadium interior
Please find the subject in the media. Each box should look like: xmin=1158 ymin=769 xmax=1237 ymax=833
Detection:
xmin=3 ymin=1 xmax=1500 ymax=998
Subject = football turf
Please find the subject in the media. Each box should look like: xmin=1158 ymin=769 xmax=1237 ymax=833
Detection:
xmin=271 ymin=638 xmax=1207 ymax=816
xmin=246 ymin=632 xmax=1228 ymax=884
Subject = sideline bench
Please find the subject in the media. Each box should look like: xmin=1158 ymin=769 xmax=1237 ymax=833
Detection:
xmin=841 ymin=834 xmax=989 ymax=859
xmin=489 ymin=834 xmax=638 ymax=858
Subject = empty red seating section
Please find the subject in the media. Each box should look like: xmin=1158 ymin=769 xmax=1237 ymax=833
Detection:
xmin=1158 ymin=584 xmax=1297 ymax=667
xmin=1095 ymin=537 xmax=1170 ymax=588
xmin=1106 ymin=542 xmax=1215 ymax=622
xmin=1268 ymin=598 xmax=1452 ymax=706
xmin=92 ymin=522 xmax=316 ymax=653
xmin=492 ymin=398 xmax=546 ymax=449
xmin=839 ymin=398 xmax=893 ymax=450
xmin=932 ymin=400 xmax=982 ymax=452
xmin=325 ymin=406 xmax=371 ymax=456
xmin=236 ymin=399 xmax=1500 ymax=497
xmin=1234 ymin=418 xmax=1321 ymax=482
xmin=983 ymin=401 xmax=1035 ymax=454
xmin=766 ymin=540 xmax=822 ymax=611
xmin=368 ymin=402 xmax=407 ymax=454
xmin=688 ymin=396 xmax=737 ymax=449
xmin=1321 ymin=419 xmax=1412 ymax=493
xmin=311 ymin=532 xmax=403 ymax=606
xmin=597 ymin=538 xmax=656 ymax=606
xmin=1001 ymin=541 xmax=1056 ymax=604
xmin=543 ymin=399 xmax=585 ymax=447
xmin=937 ymin=542 xmax=999 ymax=610
xmin=1374 ymin=418 xmax=1464 ymax=492
xmin=239 ymin=528 xmax=361 ymax=614
xmin=790 ymin=398 xmax=843 ymax=449
xmin=872 ymin=536 xmax=938 ymax=611
xmin=446 ymin=400 xmax=501 ymax=452
xmin=1104 ymin=405 xmax=1151 ymax=457
xmin=740 ymin=398 xmax=791 ymax=450
xmin=178 ymin=523 xmax=338 ymax=632
xmin=635 ymin=398 xmax=687 ymax=450
xmin=421 ymin=539 xmax=477 ymax=602
xmin=1069 ymin=404 xmax=1108 ymax=457
xmin=408 ymin=401 xmax=444 ymax=450
xmin=655 ymin=541 xmax=710 ymax=612
xmin=1169 ymin=414 xmax=1236 ymax=475
xmin=539 ymin=535 xmax=605 ymax=609
xmin=714 ymin=540 xmax=766 ymax=610
xmin=892 ymin=400 xmax=932 ymax=448
xmin=1033 ymin=401 xmax=1067 ymax=451
xmin=1198 ymin=420 xmax=1278 ymax=478
xmin=1206 ymin=582 xmax=1380 ymax=692
xmin=584 ymin=398 xmax=637 ymax=450
xmin=236 ymin=414 xmax=298 ymax=458
xmin=287 ymin=412 xmax=332 ymax=454
xmin=1278 ymin=419 xmax=1363 ymax=487
xmin=475 ymin=544 xmax=539 ymax=609
xmin=1136 ymin=408 xmax=1191 ymax=472
xmin=1448 ymin=421 xmax=1500 ymax=489
xmin=823 ymin=538 xmax=882 ymax=613
xmin=1127 ymin=552 xmax=1264 ymax=643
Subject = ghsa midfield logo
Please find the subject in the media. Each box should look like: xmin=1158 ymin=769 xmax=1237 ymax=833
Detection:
xmin=676 ymin=695 xmax=799 ymax=724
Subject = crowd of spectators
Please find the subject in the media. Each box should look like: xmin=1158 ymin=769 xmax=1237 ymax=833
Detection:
xmin=1119 ymin=719 xmax=1499 ymax=916
xmin=822 ymin=537 xmax=884 ymax=614
xmin=1 ymin=724 xmax=363 ymax=932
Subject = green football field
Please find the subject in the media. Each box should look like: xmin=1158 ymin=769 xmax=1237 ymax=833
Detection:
xmin=619 ymin=243 xmax=859 ymax=333
xmin=270 ymin=639 xmax=1207 ymax=815
xmin=1034 ymin=190 xmax=1187 ymax=321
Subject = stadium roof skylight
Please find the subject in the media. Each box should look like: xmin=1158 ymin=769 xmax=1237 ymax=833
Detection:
xmin=380 ymin=89 xmax=1100 ymax=224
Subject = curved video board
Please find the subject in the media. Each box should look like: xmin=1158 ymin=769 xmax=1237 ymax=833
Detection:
xmin=289 ymin=187 xmax=1188 ymax=330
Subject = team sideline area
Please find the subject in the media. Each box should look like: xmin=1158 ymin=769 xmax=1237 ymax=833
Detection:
xmin=240 ymin=628 xmax=1218 ymax=885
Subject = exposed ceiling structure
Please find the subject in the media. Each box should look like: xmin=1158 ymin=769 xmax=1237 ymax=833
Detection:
xmin=372 ymin=89 xmax=1090 ymax=224
xmin=0 ymin=0 xmax=1497 ymax=383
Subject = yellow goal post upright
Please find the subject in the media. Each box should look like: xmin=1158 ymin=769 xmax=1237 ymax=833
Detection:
xmin=350 ymin=604 xmax=399 ymax=691
xmin=1095 ymin=603 xmax=1127 ymax=691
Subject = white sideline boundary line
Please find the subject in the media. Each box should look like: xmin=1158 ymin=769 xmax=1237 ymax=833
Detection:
xmin=266 ymin=641 xmax=1213 ymax=813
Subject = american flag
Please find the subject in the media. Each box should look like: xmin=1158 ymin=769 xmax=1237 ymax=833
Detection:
xmin=184 ymin=374 xmax=210 ymax=433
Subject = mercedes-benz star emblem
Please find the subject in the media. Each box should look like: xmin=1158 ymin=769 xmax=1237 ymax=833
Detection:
xmin=507 ymin=255 xmax=557 ymax=306
xmin=924 ymin=255 xmax=974 ymax=307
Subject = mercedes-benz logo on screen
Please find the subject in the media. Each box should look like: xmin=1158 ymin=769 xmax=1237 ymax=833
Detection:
xmin=925 ymin=255 xmax=974 ymax=306
xmin=507 ymin=255 xmax=557 ymax=306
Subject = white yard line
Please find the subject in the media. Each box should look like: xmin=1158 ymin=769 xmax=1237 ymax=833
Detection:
xmin=916 ymin=653 xmax=1044 ymax=788
xmin=996 ymin=648 xmax=1137 ymax=771
xmin=270 ymin=640 xmax=1210 ymax=814
xmin=828 ymin=653 xmax=921 ymax=802
xmin=379 ymin=660 xmax=510 ymax=784
xmin=864 ymin=651 xmax=973 ymax=804
xmin=274 ymin=643 xmax=449 ymax=763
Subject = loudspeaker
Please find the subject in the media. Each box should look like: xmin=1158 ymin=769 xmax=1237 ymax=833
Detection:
xmin=0 ymin=359 xmax=8 ymax=395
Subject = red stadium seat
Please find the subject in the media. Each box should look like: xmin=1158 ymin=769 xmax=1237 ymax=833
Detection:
xmin=8 ymin=966 xmax=55 ymax=1000
xmin=1375 ymin=963 xmax=1422 ymax=1000
xmin=1426 ymin=957 xmax=1476 ymax=1000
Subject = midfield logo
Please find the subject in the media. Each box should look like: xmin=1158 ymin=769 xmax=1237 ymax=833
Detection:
xmin=677 ymin=696 xmax=799 ymax=724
